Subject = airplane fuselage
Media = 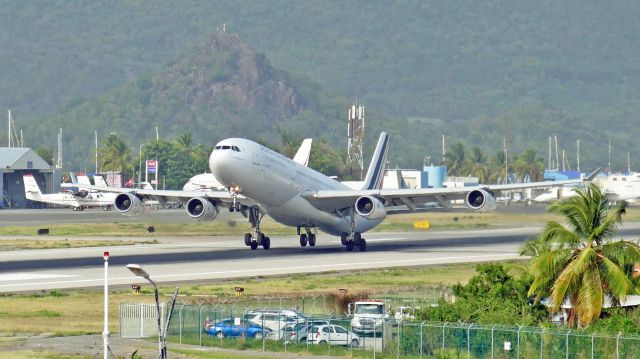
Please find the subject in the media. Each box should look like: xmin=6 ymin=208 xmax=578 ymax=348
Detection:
xmin=210 ymin=139 xmax=382 ymax=236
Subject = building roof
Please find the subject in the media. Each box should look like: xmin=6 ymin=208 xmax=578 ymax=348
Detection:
xmin=0 ymin=147 xmax=52 ymax=170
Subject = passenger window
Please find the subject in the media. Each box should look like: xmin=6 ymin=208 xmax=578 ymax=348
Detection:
xmin=322 ymin=327 xmax=332 ymax=333
xmin=335 ymin=326 xmax=347 ymax=334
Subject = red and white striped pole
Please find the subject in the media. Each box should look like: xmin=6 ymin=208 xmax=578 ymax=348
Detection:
xmin=103 ymin=251 xmax=110 ymax=359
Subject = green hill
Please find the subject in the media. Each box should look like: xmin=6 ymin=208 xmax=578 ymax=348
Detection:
xmin=4 ymin=1 xmax=640 ymax=170
xmin=30 ymin=32 xmax=358 ymax=169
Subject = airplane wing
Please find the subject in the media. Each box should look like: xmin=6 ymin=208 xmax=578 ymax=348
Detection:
xmin=301 ymin=179 xmax=587 ymax=213
xmin=81 ymin=185 xmax=256 ymax=207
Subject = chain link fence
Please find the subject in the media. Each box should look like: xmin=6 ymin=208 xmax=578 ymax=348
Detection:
xmin=120 ymin=292 xmax=640 ymax=358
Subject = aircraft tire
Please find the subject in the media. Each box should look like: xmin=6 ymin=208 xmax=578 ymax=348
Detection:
xmin=358 ymin=238 xmax=366 ymax=252
xmin=262 ymin=236 xmax=271 ymax=250
xmin=346 ymin=241 xmax=354 ymax=251
xmin=244 ymin=233 xmax=252 ymax=246
xmin=354 ymin=232 xmax=361 ymax=243
xmin=308 ymin=234 xmax=316 ymax=247
xmin=250 ymin=242 xmax=258 ymax=250
xmin=299 ymin=233 xmax=307 ymax=247
xmin=340 ymin=233 xmax=348 ymax=245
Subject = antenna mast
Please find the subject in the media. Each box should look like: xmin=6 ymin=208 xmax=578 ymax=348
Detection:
xmin=347 ymin=102 xmax=365 ymax=180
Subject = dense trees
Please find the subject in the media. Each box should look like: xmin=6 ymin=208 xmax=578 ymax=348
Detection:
xmin=444 ymin=142 xmax=545 ymax=183
xmin=5 ymin=2 xmax=640 ymax=172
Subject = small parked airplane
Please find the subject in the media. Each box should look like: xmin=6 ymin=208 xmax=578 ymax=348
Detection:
xmin=23 ymin=174 xmax=116 ymax=211
xmin=97 ymin=133 xmax=586 ymax=251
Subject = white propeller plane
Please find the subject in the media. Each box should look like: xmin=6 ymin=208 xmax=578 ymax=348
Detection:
xmin=23 ymin=174 xmax=116 ymax=211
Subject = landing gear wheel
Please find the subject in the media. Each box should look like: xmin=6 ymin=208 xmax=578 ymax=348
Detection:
xmin=357 ymin=238 xmax=367 ymax=252
xmin=244 ymin=233 xmax=252 ymax=246
xmin=340 ymin=233 xmax=348 ymax=245
xmin=250 ymin=242 xmax=258 ymax=250
xmin=299 ymin=233 xmax=308 ymax=247
xmin=308 ymin=233 xmax=316 ymax=247
xmin=346 ymin=241 xmax=354 ymax=251
xmin=353 ymin=232 xmax=362 ymax=243
xmin=262 ymin=236 xmax=271 ymax=250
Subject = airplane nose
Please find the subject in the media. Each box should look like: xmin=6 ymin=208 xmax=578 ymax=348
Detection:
xmin=209 ymin=150 xmax=234 ymax=187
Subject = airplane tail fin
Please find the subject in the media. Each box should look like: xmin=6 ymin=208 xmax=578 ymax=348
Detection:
xmin=362 ymin=132 xmax=390 ymax=190
xmin=77 ymin=175 xmax=92 ymax=186
xmin=94 ymin=175 xmax=108 ymax=187
xmin=70 ymin=173 xmax=78 ymax=184
xmin=293 ymin=139 xmax=313 ymax=167
xmin=23 ymin=174 xmax=43 ymax=199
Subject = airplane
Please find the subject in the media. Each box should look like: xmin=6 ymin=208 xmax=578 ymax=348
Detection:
xmin=594 ymin=172 xmax=640 ymax=204
xmin=533 ymin=186 xmax=581 ymax=203
xmin=23 ymin=174 xmax=117 ymax=211
xmin=95 ymin=132 xmax=587 ymax=251
xmin=182 ymin=139 xmax=313 ymax=192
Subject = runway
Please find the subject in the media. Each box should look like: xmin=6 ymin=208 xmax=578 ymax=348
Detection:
xmin=2 ymin=223 xmax=640 ymax=293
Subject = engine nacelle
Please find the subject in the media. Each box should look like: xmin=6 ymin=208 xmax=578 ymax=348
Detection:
xmin=114 ymin=193 xmax=144 ymax=216
xmin=186 ymin=198 xmax=218 ymax=220
xmin=466 ymin=189 xmax=497 ymax=211
xmin=355 ymin=196 xmax=387 ymax=220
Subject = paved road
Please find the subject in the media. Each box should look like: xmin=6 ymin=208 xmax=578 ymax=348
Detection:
xmin=2 ymin=223 xmax=640 ymax=293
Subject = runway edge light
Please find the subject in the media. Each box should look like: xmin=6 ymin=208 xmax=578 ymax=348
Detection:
xmin=103 ymin=251 xmax=110 ymax=260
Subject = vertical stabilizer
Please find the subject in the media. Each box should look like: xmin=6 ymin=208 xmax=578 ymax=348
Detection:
xmin=94 ymin=175 xmax=108 ymax=187
xmin=293 ymin=139 xmax=313 ymax=167
xmin=362 ymin=132 xmax=390 ymax=190
xmin=23 ymin=174 xmax=43 ymax=199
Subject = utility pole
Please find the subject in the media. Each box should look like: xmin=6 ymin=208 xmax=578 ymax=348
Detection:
xmin=442 ymin=134 xmax=446 ymax=165
xmin=95 ymin=131 xmax=98 ymax=173
xmin=576 ymin=139 xmax=580 ymax=172
xmin=553 ymin=135 xmax=560 ymax=171
xmin=608 ymin=138 xmax=612 ymax=172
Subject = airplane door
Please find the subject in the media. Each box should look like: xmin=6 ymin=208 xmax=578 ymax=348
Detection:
xmin=253 ymin=150 xmax=261 ymax=166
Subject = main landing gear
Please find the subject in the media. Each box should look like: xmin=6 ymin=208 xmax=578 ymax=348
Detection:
xmin=244 ymin=207 xmax=270 ymax=250
xmin=297 ymin=227 xmax=317 ymax=248
xmin=341 ymin=232 xmax=366 ymax=252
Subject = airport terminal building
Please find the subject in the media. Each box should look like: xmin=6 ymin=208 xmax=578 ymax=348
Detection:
xmin=0 ymin=148 xmax=60 ymax=208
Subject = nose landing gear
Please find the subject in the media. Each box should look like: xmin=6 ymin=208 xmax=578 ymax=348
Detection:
xmin=244 ymin=207 xmax=270 ymax=250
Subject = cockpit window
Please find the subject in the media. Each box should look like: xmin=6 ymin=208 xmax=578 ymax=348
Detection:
xmin=232 ymin=146 xmax=240 ymax=152
xmin=222 ymin=145 xmax=231 ymax=150
xmin=215 ymin=146 xmax=222 ymax=150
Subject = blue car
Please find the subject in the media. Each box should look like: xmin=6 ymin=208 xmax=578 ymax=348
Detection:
xmin=204 ymin=318 xmax=271 ymax=339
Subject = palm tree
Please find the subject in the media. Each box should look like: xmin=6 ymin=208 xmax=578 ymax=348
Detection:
xmin=527 ymin=184 xmax=640 ymax=327
xmin=176 ymin=132 xmax=194 ymax=155
xmin=445 ymin=142 xmax=465 ymax=176
xmin=99 ymin=133 xmax=132 ymax=173
xmin=515 ymin=149 xmax=544 ymax=182
xmin=466 ymin=146 xmax=489 ymax=183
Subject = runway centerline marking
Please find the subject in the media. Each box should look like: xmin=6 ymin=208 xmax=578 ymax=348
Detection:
xmin=0 ymin=273 xmax=78 ymax=282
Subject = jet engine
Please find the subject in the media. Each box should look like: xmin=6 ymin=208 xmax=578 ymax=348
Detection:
xmin=114 ymin=193 xmax=144 ymax=216
xmin=186 ymin=198 xmax=218 ymax=220
xmin=355 ymin=196 xmax=387 ymax=220
xmin=466 ymin=189 xmax=497 ymax=211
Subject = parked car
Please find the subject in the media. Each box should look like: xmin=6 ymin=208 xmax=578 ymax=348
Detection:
xmin=282 ymin=320 xmax=331 ymax=342
xmin=204 ymin=318 xmax=271 ymax=339
xmin=307 ymin=324 xmax=360 ymax=347
xmin=244 ymin=310 xmax=302 ymax=332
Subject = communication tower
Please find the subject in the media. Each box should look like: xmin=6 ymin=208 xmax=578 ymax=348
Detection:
xmin=347 ymin=103 xmax=365 ymax=180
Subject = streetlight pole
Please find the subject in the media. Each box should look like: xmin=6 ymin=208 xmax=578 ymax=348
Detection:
xmin=138 ymin=144 xmax=145 ymax=188
xmin=127 ymin=264 xmax=175 ymax=359
xmin=103 ymin=251 xmax=110 ymax=359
